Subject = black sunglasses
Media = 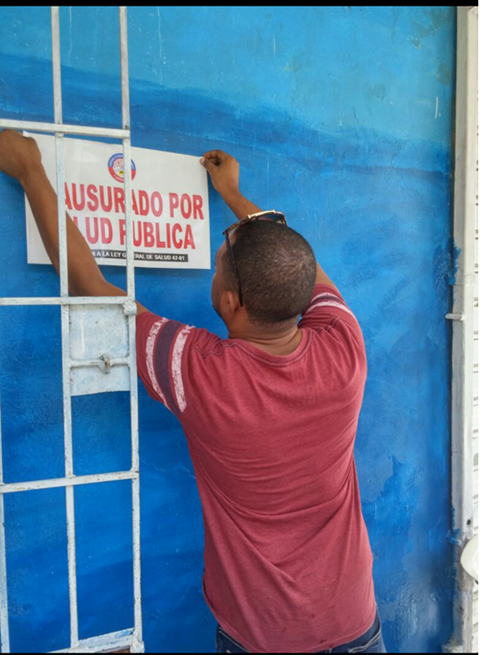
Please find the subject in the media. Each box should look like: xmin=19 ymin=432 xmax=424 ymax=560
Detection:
xmin=222 ymin=210 xmax=287 ymax=306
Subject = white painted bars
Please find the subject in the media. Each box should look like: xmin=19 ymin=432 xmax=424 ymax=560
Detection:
xmin=0 ymin=471 xmax=138 ymax=495
xmin=0 ymin=297 xmax=131 ymax=306
xmin=50 ymin=7 xmax=79 ymax=647
xmin=0 ymin=6 xmax=144 ymax=653
xmin=0 ymin=119 xmax=129 ymax=139
xmin=119 ymin=6 xmax=144 ymax=650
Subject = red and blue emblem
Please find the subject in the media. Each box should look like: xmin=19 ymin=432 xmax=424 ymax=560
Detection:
xmin=108 ymin=153 xmax=136 ymax=183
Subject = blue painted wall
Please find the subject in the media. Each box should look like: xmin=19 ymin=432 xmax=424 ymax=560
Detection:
xmin=0 ymin=7 xmax=455 ymax=653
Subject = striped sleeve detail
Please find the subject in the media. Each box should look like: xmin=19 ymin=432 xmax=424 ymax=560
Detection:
xmin=171 ymin=326 xmax=194 ymax=413
xmin=145 ymin=317 xmax=171 ymax=410
xmin=137 ymin=312 xmax=198 ymax=416
xmin=303 ymin=291 xmax=355 ymax=318
xmin=153 ymin=320 xmax=185 ymax=416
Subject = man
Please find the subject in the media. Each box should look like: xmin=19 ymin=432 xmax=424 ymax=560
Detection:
xmin=0 ymin=130 xmax=386 ymax=654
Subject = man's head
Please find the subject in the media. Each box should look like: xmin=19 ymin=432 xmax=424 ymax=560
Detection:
xmin=211 ymin=220 xmax=316 ymax=335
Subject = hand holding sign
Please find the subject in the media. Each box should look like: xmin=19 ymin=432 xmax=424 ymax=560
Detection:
xmin=200 ymin=150 xmax=240 ymax=199
xmin=200 ymin=149 xmax=264 ymax=221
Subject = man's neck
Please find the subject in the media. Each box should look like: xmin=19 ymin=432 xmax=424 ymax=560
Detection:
xmin=228 ymin=325 xmax=303 ymax=356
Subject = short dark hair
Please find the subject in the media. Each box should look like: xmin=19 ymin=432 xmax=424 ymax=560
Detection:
xmin=223 ymin=221 xmax=317 ymax=328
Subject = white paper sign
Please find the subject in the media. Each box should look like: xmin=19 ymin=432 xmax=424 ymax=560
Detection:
xmin=24 ymin=133 xmax=210 ymax=269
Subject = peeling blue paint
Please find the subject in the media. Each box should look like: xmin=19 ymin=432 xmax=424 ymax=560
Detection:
xmin=447 ymin=506 xmax=462 ymax=546
xmin=452 ymin=244 xmax=462 ymax=283
xmin=0 ymin=7 xmax=455 ymax=653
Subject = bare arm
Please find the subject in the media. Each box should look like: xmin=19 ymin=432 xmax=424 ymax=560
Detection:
xmin=200 ymin=149 xmax=337 ymax=289
xmin=314 ymin=263 xmax=338 ymax=291
xmin=214 ymin=188 xmax=262 ymax=221
xmin=0 ymin=130 xmax=147 ymax=314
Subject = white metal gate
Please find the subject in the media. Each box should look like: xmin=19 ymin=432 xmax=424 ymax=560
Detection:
xmin=0 ymin=7 xmax=144 ymax=653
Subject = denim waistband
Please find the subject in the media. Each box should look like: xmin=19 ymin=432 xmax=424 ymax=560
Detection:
xmin=217 ymin=607 xmax=382 ymax=654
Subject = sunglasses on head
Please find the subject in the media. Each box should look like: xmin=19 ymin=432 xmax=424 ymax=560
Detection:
xmin=222 ymin=210 xmax=287 ymax=307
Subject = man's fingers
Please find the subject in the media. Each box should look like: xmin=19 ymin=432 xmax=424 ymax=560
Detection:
xmin=199 ymin=157 xmax=217 ymax=172
xmin=202 ymin=150 xmax=230 ymax=164
xmin=202 ymin=150 xmax=226 ymax=159
xmin=202 ymin=154 xmax=219 ymax=164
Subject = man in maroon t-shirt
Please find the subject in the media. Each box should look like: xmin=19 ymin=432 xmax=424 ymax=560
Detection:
xmin=0 ymin=132 xmax=385 ymax=654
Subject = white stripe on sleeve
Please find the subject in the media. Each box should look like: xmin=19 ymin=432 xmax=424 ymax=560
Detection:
xmin=310 ymin=292 xmax=342 ymax=304
xmin=304 ymin=300 xmax=356 ymax=318
xmin=172 ymin=325 xmax=194 ymax=413
xmin=146 ymin=317 xmax=172 ymax=411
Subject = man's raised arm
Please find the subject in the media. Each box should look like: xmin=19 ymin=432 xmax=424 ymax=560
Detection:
xmin=200 ymin=149 xmax=337 ymax=290
xmin=0 ymin=130 xmax=147 ymax=314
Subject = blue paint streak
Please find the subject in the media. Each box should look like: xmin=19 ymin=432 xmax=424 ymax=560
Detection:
xmin=451 ymin=244 xmax=462 ymax=283
xmin=0 ymin=7 xmax=455 ymax=653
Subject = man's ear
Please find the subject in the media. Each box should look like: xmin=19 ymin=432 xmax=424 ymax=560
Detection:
xmin=220 ymin=288 xmax=240 ymax=318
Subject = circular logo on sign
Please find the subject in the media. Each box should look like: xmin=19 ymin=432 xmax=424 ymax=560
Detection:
xmin=108 ymin=153 xmax=136 ymax=183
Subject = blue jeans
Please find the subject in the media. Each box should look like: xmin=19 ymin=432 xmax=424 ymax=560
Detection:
xmin=216 ymin=608 xmax=387 ymax=653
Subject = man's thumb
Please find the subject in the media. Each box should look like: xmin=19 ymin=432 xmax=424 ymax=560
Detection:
xmin=200 ymin=157 xmax=216 ymax=172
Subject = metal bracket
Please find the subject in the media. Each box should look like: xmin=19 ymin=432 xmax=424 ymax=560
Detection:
xmin=446 ymin=313 xmax=465 ymax=321
xmin=69 ymin=304 xmax=130 ymax=396
xmin=98 ymin=354 xmax=112 ymax=374
xmin=123 ymin=299 xmax=138 ymax=316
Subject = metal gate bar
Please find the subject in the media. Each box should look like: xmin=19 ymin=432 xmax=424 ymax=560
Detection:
xmin=0 ymin=298 xmax=131 ymax=306
xmin=0 ymin=6 xmax=144 ymax=653
xmin=0 ymin=120 xmax=129 ymax=139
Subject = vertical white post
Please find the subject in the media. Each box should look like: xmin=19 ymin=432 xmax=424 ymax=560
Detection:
xmin=120 ymin=7 xmax=134 ymax=300
xmin=119 ymin=7 xmax=144 ymax=650
xmin=51 ymin=6 xmax=79 ymax=648
xmin=0 ymin=371 xmax=10 ymax=652
xmin=445 ymin=6 xmax=478 ymax=654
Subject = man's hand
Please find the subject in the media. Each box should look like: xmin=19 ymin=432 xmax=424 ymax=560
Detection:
xmin=0 ymin=130 xmax=42 ymax=186
xmin=200 ymin=149 xmax=263 ymax=220
xmin=200 ymin=150 xmax=240 ymax=199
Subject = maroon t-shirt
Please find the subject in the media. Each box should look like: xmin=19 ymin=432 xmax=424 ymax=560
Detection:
xmin=136 ymin=284 xmax=376 ymax=653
